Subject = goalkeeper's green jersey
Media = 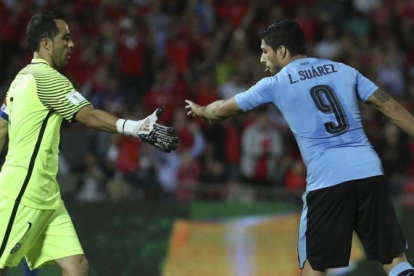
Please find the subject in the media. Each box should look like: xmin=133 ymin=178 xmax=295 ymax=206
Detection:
xmin=0 ymin=59 xmax=91 ymax=209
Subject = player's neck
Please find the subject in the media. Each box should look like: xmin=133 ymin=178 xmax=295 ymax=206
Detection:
xmin=33 ymin=52 xmax=54 ymax=68
xmin=289 ymin=54 xmax=307 ymax=64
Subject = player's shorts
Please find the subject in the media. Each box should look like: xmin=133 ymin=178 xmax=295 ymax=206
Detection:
xmin=0 ymin=194 xmax=84 ymax=270
xmin=298 ymin=175 xmax=407 ymax=271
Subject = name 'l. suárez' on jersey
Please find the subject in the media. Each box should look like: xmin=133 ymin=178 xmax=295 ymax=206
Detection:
xmin=288 ymin=63 xmax=338 ymax=84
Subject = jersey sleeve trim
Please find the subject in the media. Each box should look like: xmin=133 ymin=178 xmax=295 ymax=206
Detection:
xmin=70 ymin=102 xmax=92 ymax=123
xmin=234 ymin=93 xmax=248 ymax=112
xmin=354 ymin=68 xmax=379 ymax=102
xmin=234 ymin=77 xmax=275 ymax=112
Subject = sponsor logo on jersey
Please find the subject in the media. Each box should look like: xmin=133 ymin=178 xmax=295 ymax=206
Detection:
xmin=10 ymin=243 xmax=21 ymax=254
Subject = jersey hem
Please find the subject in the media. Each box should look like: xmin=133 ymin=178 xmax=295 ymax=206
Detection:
xmin=28 ymin=250 xmax=84 ymax=270
xmin=306 ymin=172 xmax=384 ymax=192
xmin=0 ymin=260 xmax=20 ymax=269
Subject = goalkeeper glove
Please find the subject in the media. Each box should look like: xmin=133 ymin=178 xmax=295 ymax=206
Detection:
xmin=116 ymin=106 xmax=179 ymax=153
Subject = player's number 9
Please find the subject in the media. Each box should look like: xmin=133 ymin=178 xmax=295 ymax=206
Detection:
xmin=310 ymin=85 xmax=349 ymax=135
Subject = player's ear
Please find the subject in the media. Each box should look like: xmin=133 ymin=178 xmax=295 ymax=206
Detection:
xmin=279 ymin=45 xmax=287 ymax=59
xmin=40 ymin=38 xmax=52 ymax=52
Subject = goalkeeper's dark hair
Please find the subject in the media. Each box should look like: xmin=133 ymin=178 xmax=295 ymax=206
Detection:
xmin=27 ymin=11 xmax=65 ymax=52
xmin=259 ymin=19 xmax=306 ymax=56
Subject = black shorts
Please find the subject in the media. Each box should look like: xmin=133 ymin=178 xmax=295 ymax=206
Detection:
xmin=298 ymin=175 xmax=408 ymax=271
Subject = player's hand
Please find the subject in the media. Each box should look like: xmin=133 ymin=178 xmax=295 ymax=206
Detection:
xmin=185 ymin=100 xmax=200 ymax=118
xmin=185 ymin=100 xmax=212 ymax=124
xmin=134 ymin=106 xmax=179 ymax=153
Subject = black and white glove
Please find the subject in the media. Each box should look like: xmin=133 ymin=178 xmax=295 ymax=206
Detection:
xmin=116 ymin=106 xmax=179 ymax=153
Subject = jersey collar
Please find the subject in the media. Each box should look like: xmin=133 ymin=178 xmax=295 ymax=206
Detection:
xmin=290 ymin=57 xmax=316 ymax=65
xmin=30 ymin=59 xmax=50 ymax=66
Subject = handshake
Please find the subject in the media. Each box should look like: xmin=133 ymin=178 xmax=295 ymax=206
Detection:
xmin=117 ymin=106 xmax=179 ymax=153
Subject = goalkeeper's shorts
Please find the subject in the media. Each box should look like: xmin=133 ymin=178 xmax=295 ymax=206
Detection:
xmin=0 ymin=194 xmax=84 ymax=270
xmin=298 ymin=175 xmax=408 ymax=271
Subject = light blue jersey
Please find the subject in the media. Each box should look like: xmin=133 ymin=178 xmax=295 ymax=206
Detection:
xmin=235 ymin=57 xmax=383 ymax=191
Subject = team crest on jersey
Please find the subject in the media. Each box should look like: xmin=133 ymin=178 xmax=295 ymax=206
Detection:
xmin=10 ymin=242 xmax=21 ymax=254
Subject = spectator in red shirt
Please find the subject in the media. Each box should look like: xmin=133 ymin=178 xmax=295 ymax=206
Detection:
xmin=216 ymin=0 xmax=248 ymax=29
xmin=117 ymin=17 xmax=149 ymax=101
xmin=194 ymin=70 xmax=220 ymax=107
xmin=143 ymin=69 xmax=176 ymax=124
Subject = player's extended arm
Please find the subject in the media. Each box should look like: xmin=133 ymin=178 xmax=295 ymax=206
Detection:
xmin=75 ymin=105 xmax=118 ymax=133
xmin=366 ymin=89 xmax=414 ymax=138
xmin=185 ymin=98 xmax=243 ymax=123
xmin=75 ymin=105 xmax=178 ymax=152
xmin=0 ymin=117 xmax=7 ymax=153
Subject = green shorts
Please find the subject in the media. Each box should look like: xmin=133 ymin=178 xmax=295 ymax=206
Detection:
xmin=0 ymin=194 xmax=84 ymax=270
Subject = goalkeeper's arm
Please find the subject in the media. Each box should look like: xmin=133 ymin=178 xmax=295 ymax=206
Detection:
xmin=75 ymin=105 xmax=178 ymax=152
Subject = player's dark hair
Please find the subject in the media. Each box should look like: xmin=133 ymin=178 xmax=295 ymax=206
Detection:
xmin=259 ymin=19 xmax=306 ymax=56
xmin=26 ymin=11 xmax=65 ymax=52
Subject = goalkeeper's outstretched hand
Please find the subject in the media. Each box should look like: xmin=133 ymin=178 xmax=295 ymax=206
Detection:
xmin=134 ymin=106 xmax=179 ymax=153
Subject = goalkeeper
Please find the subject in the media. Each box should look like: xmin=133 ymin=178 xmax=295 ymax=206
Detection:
xmin=0 ymin=11 xmax=178 ymax=276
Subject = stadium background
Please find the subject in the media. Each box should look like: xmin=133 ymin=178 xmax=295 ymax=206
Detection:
xmin=1 ymin=0 xmax=414 ymax=275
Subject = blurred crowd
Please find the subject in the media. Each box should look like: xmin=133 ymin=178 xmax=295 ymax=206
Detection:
xmin=1 ymin=0 xmax=414 ymax=204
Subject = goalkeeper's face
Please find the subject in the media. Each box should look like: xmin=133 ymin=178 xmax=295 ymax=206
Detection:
xmin=50 ymin=19 xmax=74 ymax=69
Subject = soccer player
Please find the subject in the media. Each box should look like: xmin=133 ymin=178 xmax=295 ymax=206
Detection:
xmin=0 ymin=11 xmax=178 ymax=276
xmin=185 ymin=19 xmax=414 ymax=276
